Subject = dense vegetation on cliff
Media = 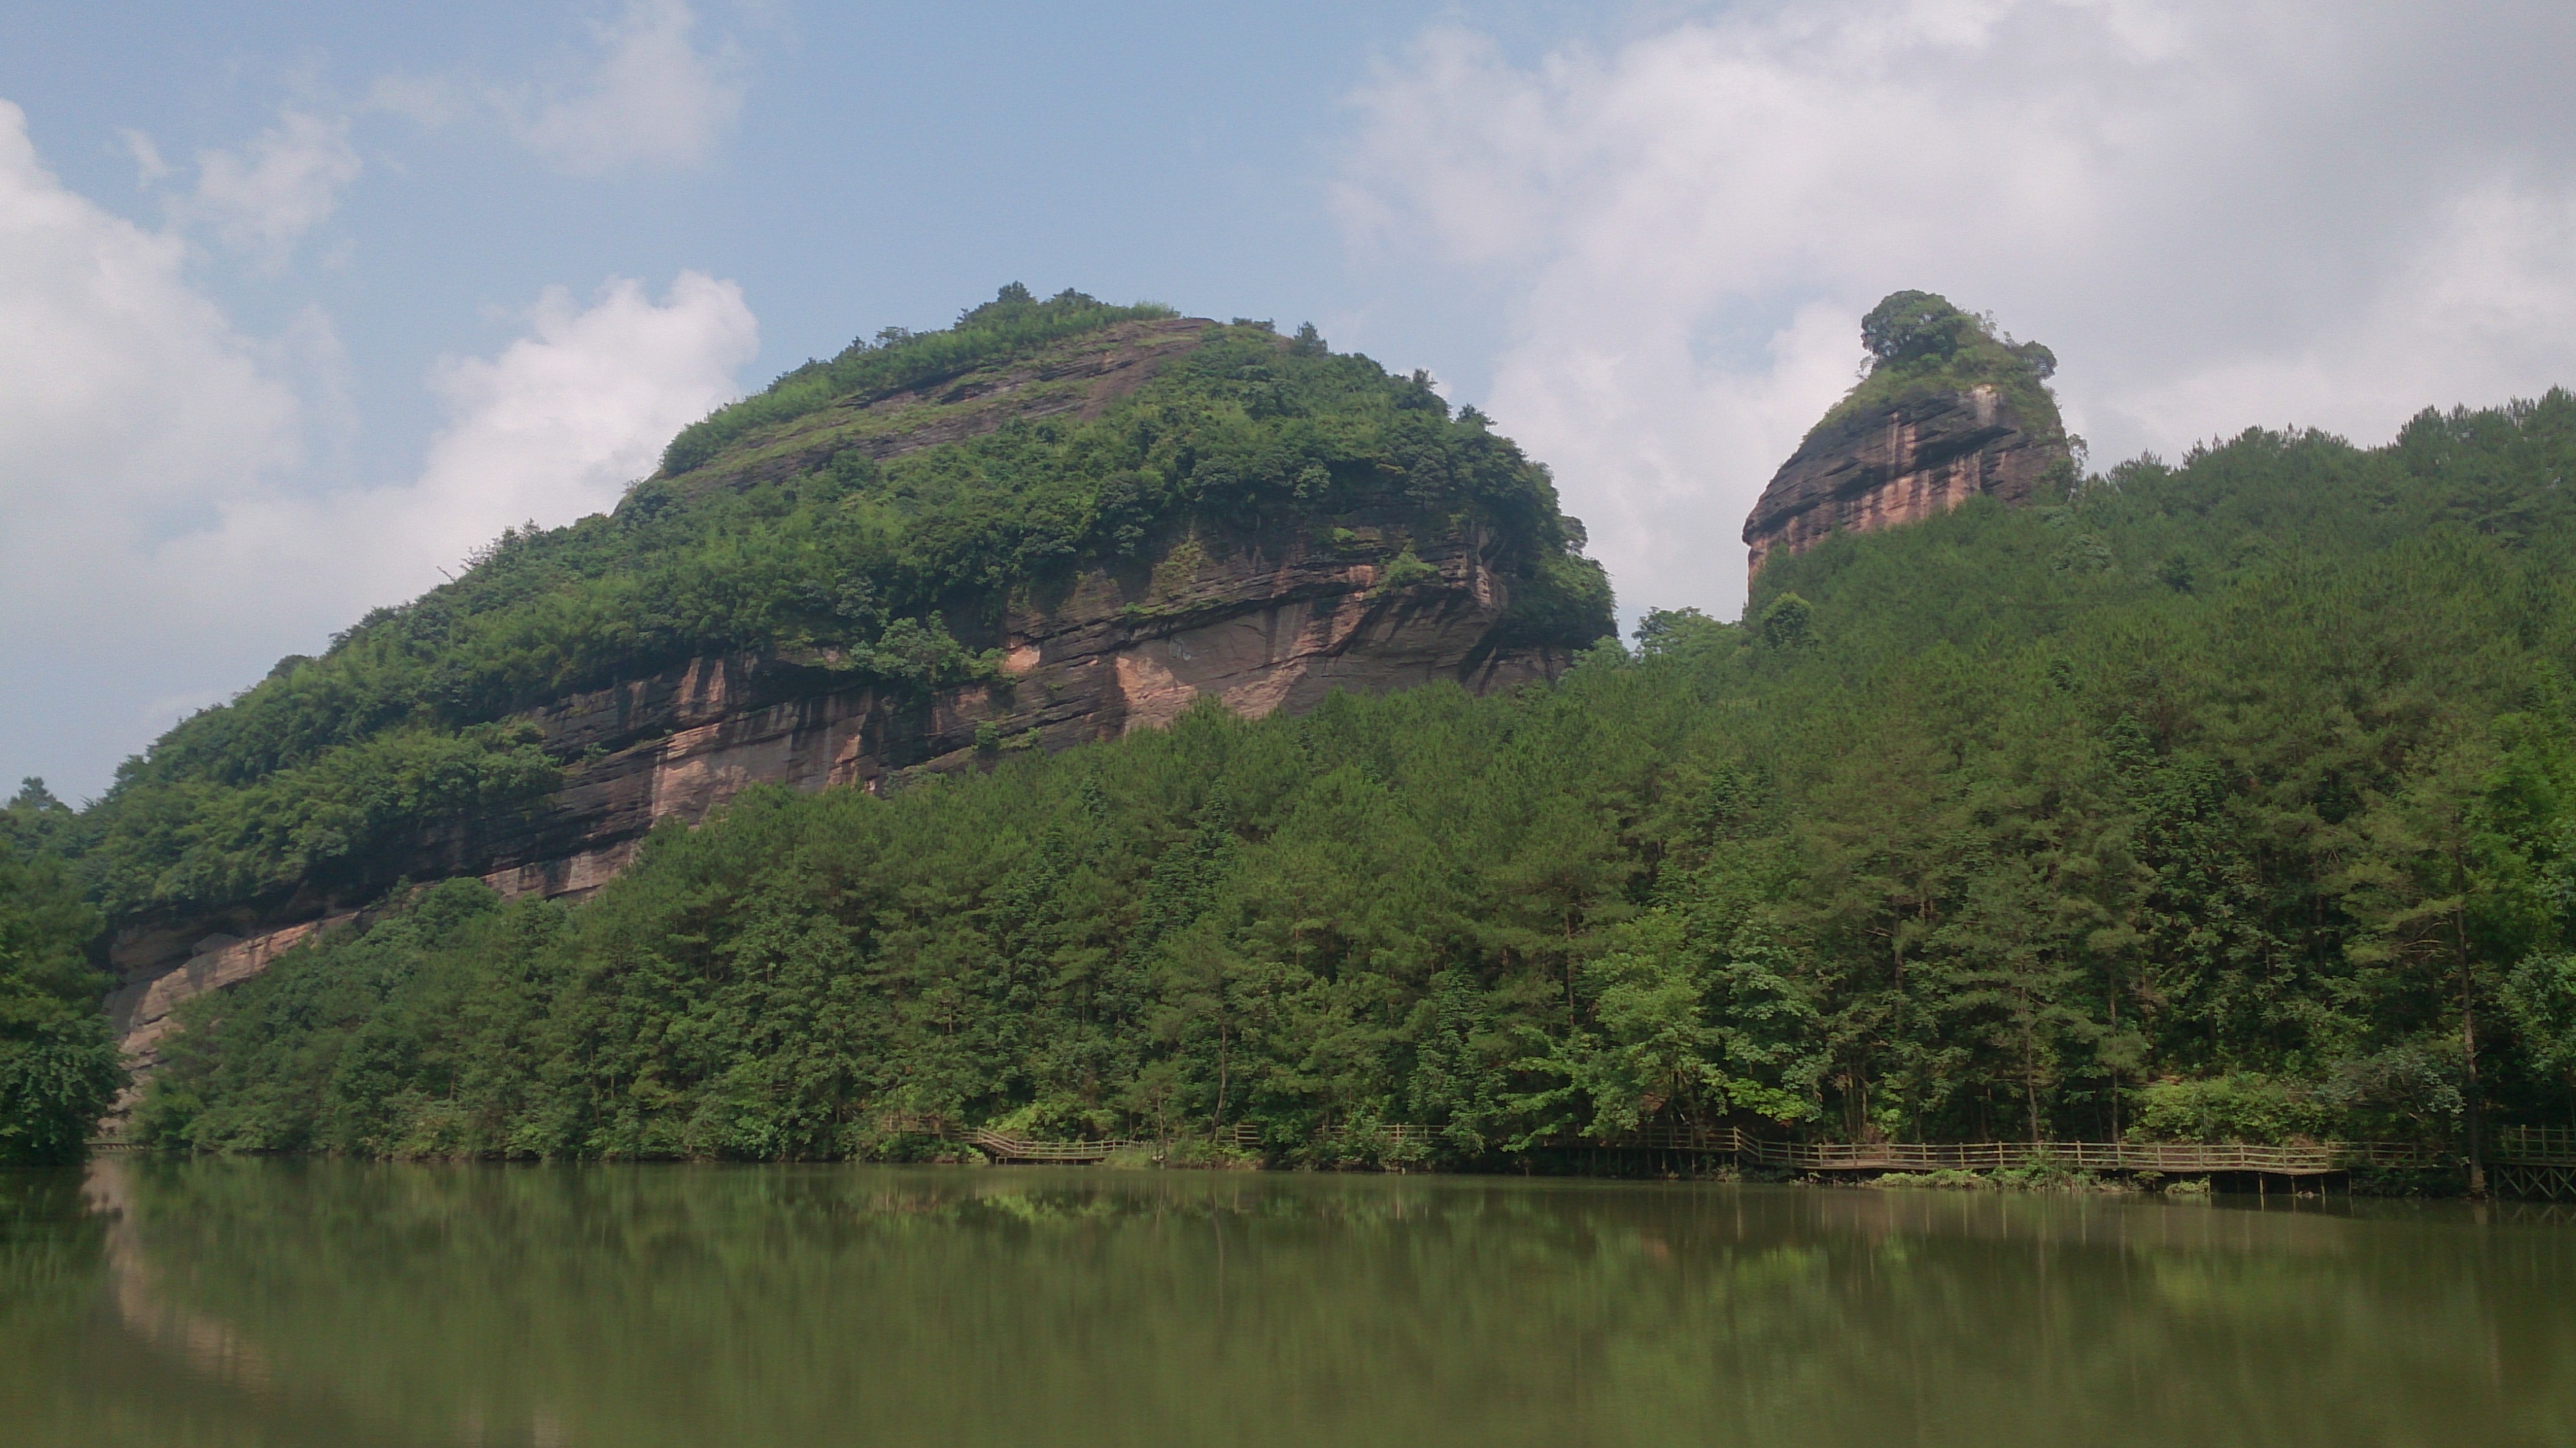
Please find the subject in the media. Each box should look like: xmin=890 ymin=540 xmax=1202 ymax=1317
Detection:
xmin=1812 ymin=289 xmax=2068 ymax=449
xmin=62 ymin=287 xmax=1608 ymax=923
xmin=0 ymin=784 xmax=123 ymax=1164
xmin=135 ymin=389 xmax=2576 ymax=1165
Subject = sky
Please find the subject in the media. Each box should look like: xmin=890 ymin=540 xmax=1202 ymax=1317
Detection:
xmin=5 ymin=1 xmax=2575 ymax=800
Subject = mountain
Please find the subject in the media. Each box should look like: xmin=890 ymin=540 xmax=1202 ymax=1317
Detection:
xmin=74 ymin=287 xmax=1613 ymax=1075
xmin=118 ymin=301 xmax=2576 ymax=1167
xmin=1743 ymin=290 xmax=2072 ymax=574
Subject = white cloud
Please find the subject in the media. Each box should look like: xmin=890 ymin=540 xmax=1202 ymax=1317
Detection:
xmin=369 ymin=1 xmax=743 ymax=174
xmin=0 ymin=99 xmax=302 ymax=579
xmin=0 ymin=97 xmax=306 ymax=792
xmin=181 ymin=109 xmax=362 ymax=265
xmin=365 ymin=73 xmax=469 ymax=130
xmin=1340 ymin=1 xmax=2576 ymax=619
xmin=155 ymin=271 xmax=760 ymax=652
xmin=0 ymin=89 xmax=758 ymax=794
xmin=515 ymin=0 xmax=743 ymax=173
xmin=311 ymin=272 xmax=757 ymax=575
xmin=118 ymin=128 xmax=170 ymax=187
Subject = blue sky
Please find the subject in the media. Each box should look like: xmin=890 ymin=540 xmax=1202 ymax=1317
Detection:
xmin=4 ymin=3 xmax=1542 ymax=482
xmin=7 ymin=1 xmax=2576 ymax=798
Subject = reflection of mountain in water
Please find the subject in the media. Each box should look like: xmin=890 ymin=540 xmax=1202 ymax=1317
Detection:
xmin=90 ymin=1160 xmax=275 ymax=1393
xmin=15 ymin=1162 xmax=2576 ymax=1448
xmin=68 ymin=1159 xmax=567 ymax=1448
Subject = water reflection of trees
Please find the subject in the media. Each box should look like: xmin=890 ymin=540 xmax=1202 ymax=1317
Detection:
xmin=0 ymin=1167 xmax=106 ymax=1411
xmin=39 ymin=1165 xmax=2576 ymax=1448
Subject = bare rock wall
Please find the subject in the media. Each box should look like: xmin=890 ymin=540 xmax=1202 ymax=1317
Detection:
xmin=1742 ymin=384 xmax=2067 ymax=576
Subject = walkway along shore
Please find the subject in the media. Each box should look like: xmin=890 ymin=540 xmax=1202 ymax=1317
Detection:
xmin=92 ymin=1120 xmax=2575 ymax=1199
xmin=873 ymin=1115 xmax=2576 ymax=1199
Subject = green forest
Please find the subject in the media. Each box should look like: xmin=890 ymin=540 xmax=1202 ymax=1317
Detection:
xmin=0 ymin=782 xmax=124 ymax=1165
xmin=124 ymin=396 xmax=2576 ymax=1168
xmin=1815 ymin=288 xmax=2068 ymax=445
xmin=6 ymin=284 xmax=2576 ymax=1175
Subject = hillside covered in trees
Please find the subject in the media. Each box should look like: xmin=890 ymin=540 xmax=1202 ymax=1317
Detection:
xmin=58 ymin=286 xmax=1609 ymax=932
xmin=120 ymin=382 xmax=2576 ymax=1167
xmin=0 ymin=784 xmax=123 ymax=1164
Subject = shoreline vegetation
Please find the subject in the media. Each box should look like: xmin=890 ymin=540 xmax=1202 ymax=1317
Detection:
xmin=7 ymin=291 xmax=2576 ymax=1200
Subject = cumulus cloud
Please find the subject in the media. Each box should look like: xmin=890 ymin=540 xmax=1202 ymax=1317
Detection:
xmin=0 ymin=99 xmax=302 ymax=586
xmin=179 ymin=271 xmax=760 ymax=600
xmin=0 ymin=89 xmax=758 ymax=793
xmin=513 ymin=0 xmax=743 ymax=172
xmin=124 ymin=271 xmax=758 ymax=723
xmin=370 ymin=1 xmax=742 ymax=173
xmin=0 ymin=97 xmax=304 ymax=791
xmin=181 ymin=110 xmax=363 ymax=265
xmin=1339 ymin=0 xmax=2576 ymax=618
xmin=421 ymin=273 xmax=756 ymax=530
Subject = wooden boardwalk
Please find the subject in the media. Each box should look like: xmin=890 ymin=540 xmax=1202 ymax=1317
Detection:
xmin=888 ymin=1114 xmax=2462 ymax=1179
xmin=879 ymin=1114 xmax=1256 ymax=1163
xmin=2495 ymin=1126 xmax=2576 ymax=1165
xmin=2489 ymin=1128 xmax=2576 ymax=1201
xmin=959 ymin=1128 xmax=1134 ymax=1164
xmin=101 ymin=1110 xmax=2565 ymax=1190
xmin=1601 ymin=1126 xmax=2447 ymax=1178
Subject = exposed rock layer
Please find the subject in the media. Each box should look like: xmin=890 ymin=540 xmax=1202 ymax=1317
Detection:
xmin=107 ymin=505 xmax=1571 ymax=1064
xmin=1742 ymin=385 xmax=2067 ymax=575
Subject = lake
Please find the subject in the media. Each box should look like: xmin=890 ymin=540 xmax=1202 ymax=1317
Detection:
xmin=3 ymin=1160 xmax=2571 ymax=1446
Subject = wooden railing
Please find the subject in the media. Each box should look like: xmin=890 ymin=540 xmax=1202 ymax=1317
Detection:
xmin=1554 ymin=1125 xmax=2448 ymax=1175
xmin=1320 ymin=1123 xmax=1444 ymax=1151
xmin=2493 ymin=1126 xmax=2576 ymax=1166
xmin=879 ymin=1113 xmax=1256 ymax=1162
xmin=883 ymin=1110 xmax=2465 ymax=1176
xmin=961 ymin=1129 xmax=1138 ymax=1163
xmin=1744 ymin=1139 xmax=2427 ymax=1176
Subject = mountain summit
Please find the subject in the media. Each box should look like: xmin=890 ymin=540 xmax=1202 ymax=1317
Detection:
xmin=91 ymin=286 xmax=1613 ymax=1074
xmin=1743 ymin=291 xmax=2073 ymax=576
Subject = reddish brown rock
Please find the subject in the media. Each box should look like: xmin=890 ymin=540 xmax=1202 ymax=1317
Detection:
xmin=1742 ymin=384 xmax=2067 ymax=576
xmin=106 ymin=505 xmax=1573 ymax=1062
xmin=459 ymin=507 xmax=1567 ymax=904
xmin=101 ymin=309 xmax=1604 ymax=1078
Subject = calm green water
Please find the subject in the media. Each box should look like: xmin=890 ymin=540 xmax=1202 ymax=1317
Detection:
xmin=3 ymin=1162 xmax=2571 ymax=1447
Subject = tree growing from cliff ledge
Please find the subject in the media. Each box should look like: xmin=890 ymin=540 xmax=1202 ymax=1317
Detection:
xmin=1861 ymin=291 xmax=1981 ymax=369
xmin=1826 ymin=290 xmax=2065 ymax=447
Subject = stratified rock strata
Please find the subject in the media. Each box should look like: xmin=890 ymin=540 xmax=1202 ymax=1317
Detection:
xmin=460 ymin=507 xmax=1566 ymax=905
xmin=1742 ymin=384 xmax=2067 ymax=576
xmin=104 ymin=316 xmax=1594 ymax=1064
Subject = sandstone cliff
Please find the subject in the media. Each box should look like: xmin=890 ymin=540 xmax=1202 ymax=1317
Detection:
xmin=109 ymin=516 xmax=1563 ymax=1070
xmin=1743 ymin=292 xmax=2070 ymax=576
xmin=1742 ymin=384 xmax=2067 ymax=575
xmin=102 ymin=300 xmax=1606 ymax=1072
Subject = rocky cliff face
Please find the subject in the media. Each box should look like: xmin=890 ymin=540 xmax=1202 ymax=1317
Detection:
xmin=1742 ymin=384 xmax=2067 ymax=576
xmin=104 ymin=316 xmax=1591 ymax=1072
xmin=451 ymin=505 xmax=1565 ymax=907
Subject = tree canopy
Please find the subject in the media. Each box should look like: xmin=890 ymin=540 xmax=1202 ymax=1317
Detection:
xmin=1820 ymin=290 xmax=2066 ymax=445
xmin=0 ymin=781 xmax=124 ymax=1164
